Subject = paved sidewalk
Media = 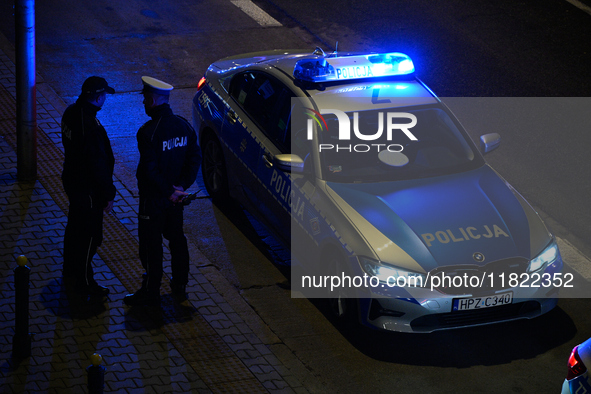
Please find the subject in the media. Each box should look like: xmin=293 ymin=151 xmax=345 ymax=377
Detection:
xmin=0 ymin=37 xmax=317 ymax=393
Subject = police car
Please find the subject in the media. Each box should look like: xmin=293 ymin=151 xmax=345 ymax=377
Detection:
xmin=562 ymin=338 xmax=591 ymax=393
xmin=192 ymin=48 xmax=563 ymax=333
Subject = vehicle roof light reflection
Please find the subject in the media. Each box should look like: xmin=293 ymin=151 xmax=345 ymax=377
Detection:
xmin=294 ymin=52 xmax=415 ymax=82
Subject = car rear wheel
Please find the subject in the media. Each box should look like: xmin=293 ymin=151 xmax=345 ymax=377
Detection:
xmin=202 ymin=134 xmax=229 ymax=201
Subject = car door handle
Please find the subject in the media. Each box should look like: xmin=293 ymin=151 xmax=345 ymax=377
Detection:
xmin=226 ymin=110 xmax=238 ymax=124
xmin=262 ymin=154 xmax=273 ymax=168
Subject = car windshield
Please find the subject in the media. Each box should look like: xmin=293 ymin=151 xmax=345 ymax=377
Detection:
xmin=316 ymin=105 xmax=484 ymax=182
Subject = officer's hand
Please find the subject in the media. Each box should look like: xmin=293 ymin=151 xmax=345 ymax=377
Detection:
xmin=104 ymin=200 xmax=114 ymax=214
xmin=169 ymin=188 xmax=188 ymax=204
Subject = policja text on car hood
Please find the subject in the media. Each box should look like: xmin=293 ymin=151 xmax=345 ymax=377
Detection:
xmin=325 ymin=165 xmax=552 ymax=272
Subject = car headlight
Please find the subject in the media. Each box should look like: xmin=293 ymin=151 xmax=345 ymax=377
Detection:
xmin=527 ymin=240 xmax=559 ymax=273
xmin=358 ymin=256 xmax=426 ymax=287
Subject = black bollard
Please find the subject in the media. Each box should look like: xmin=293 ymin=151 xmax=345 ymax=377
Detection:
xmin=12 ymin=255 xmax=32 ymax=360
xmin=87 ymin=353 xmax=105 ymax=394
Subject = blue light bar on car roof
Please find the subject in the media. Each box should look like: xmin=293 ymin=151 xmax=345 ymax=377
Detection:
xmin=293 ymin=52 xmax=415 ymax=82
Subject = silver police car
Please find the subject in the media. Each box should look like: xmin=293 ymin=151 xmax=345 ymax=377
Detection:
xmin=192 ymin=48 xmax=564 ymax=333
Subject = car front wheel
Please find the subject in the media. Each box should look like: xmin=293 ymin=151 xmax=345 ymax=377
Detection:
xmin=324 ymin=250 xmax=358 ymax=324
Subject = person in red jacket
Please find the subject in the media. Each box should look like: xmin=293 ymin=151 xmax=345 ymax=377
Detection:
xmin=61 ymin=76 xmax=116 ymax=298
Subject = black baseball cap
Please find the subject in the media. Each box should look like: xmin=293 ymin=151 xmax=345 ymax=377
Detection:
xmin=81 ymin=76 xmax=115 ymax=96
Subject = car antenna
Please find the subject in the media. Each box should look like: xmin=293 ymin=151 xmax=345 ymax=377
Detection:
xmin=313 ymin=46 xmax=327 ymax=57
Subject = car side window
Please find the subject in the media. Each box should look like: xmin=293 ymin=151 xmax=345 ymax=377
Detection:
xmin=229 ymin=72 xmax=256 ymax=105
xmin=287 ymin=100 xmax=311 ymax=161
xmin=272 ymin=89 xmax=293 ymax=152
xmin=229 ymin=71 xmax=294 ymax=153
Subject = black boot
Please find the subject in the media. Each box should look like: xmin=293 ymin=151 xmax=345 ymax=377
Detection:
xmin=74 ymin=281 xmax=110 ymax=297
xmin=124 ymin=288 xmax=160 ymax=306
xmin=170 ymin=279 xmax=188 ymax=301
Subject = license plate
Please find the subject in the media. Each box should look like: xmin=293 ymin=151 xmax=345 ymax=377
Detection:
xmin=452 ymin=292 xmax=513 ymax=311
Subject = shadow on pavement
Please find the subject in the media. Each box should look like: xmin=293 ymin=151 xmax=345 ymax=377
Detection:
xmin=124 ymin=295 xmax=198 ymax=332
xmin=40 ymin=278 xmax=107 ymax=320
xmin=318 ymin=302 xmax=576 ymax=368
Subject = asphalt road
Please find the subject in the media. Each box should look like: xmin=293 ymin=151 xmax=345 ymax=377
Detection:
xmin=2 ymin=0 xmax=591 ymax=392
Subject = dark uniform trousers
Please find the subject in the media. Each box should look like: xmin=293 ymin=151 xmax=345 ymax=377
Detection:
xmin=63 ymin=192 xmax=105 ymax=286
xmin=138 ymin=197 xmax=189 ymax=295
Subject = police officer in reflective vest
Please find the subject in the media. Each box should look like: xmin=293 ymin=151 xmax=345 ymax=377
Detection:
xmin=61 ymin=76 xmax=116 ymax=297
xmin=124 ymin=76 xmax=201 ymax=306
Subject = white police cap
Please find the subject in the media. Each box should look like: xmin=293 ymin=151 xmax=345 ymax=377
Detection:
xmin=141 ymin=76 xmax=174 ymax=96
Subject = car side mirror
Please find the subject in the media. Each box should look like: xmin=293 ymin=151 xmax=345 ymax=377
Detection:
xmin=480 ymin=133 xmax=501 ymax=155
xmin=274 ymin=154 xmax=305 ymax=173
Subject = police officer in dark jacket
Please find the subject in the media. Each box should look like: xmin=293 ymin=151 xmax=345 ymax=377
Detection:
xmin=124 ymin=76 xmax=201 ymax=306
xmin=61 ymin=76 xmax=116 ymax=297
